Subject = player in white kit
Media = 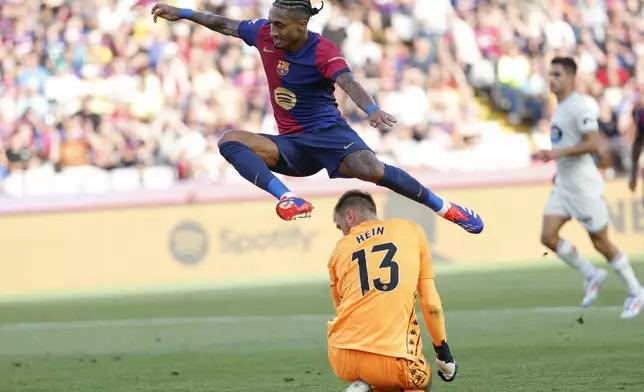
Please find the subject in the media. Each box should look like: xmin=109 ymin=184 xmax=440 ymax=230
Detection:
xmin=630 ymin=96 xmax=643 ymax=204
xmin=537 ymin=57 xmax=644 ymax=319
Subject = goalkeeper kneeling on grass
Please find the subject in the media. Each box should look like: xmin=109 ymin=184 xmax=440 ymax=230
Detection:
xmin=326 ymin=190 xmax=458 ymax=392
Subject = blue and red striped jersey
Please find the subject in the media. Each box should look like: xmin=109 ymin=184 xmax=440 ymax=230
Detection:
xmin=238 ymin=19 xmax=351 ymax=135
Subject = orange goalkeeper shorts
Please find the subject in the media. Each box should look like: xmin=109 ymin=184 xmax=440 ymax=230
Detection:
xmin=328 ymin=345 xmax=431 ymax=391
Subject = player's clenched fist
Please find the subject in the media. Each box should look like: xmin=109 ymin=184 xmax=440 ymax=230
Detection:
xmin=434 ymin=341 xmax=457 ymax=382
xmin=368 ymin=108 xmax=397 ymax=129
xmin=151 ymin=3 xmax=182 ymax=23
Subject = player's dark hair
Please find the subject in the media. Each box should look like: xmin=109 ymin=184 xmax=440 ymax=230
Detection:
xmin=334 ymin=190 xmax=377 ymax=216
xmin=551 ymin=56 xmax=578 ymax=75
xmin=272 ymin=0 xmax=324 ymax=19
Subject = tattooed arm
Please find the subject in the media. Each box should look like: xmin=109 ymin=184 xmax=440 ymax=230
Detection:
xmin=418 ymin=278 xmax=447 ymax=348
xmin=416 ymin=222 xmax=457 ymax=382
xmin=415 ymin=222 xmax=447 ymax=347
xmin=152 ymin=3 xmax=240 ymax=37
xmin=185 ymin=12 xmax=240 ymax=37
xmin=335 ymin=72 xmax=397 ymax=128
xmin=335 ymin=72 xmax=377 ymax=114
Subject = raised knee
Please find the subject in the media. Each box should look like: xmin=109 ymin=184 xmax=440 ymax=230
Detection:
xmin=217 ymin=129 xmax=245 ymax=148
xmin=370 ymin=163 xmax=385 ymax=180
xmin=354 ymin=161 xmax=385 ymax=182
xmin=589 ymin=235 xmax=605 ymax=252
xmin=540 ymin=233 xmax=558 ymax=250
xmin=340 ymin=151 xmax=384 ymax=182
xmin=364 ymin=166 xmax=384 ymax=182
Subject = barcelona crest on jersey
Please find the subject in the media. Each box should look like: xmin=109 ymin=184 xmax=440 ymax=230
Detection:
xmin=277 ymin=60 xmax=290 ymax=76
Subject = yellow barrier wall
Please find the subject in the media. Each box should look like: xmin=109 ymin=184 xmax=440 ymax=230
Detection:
xmin=424 ymin=181 xmax=643 ymax=263
xmin=1 ymin=180 xmax=642 ymax=296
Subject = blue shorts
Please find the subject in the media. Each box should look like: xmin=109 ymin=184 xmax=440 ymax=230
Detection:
xmin=261 ymin=124 xmax=373 ymax=178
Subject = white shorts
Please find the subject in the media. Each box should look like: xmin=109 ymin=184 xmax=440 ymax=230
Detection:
xmin=543 ymin=190 xmax=610 ymax=233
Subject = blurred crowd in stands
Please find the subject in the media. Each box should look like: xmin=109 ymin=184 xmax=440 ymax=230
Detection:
xmin=0 ymin=0 xmax=641 ymax=196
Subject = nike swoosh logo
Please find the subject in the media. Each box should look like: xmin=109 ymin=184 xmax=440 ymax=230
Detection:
xmin=263 ymin=46 xmax=275 ymax=53
xmin=343 ymin=142 xmax=355 ymax=149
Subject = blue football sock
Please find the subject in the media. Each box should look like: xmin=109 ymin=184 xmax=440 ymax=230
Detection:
xmin=376 ymin=164 xmax=446 ymax=212
xmin=219 ymin=141 xmax=291 ymax=200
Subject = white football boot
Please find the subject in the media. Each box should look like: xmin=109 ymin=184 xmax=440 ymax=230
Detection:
xmin=581 ymin=268 xmax=608 ymax=308
xmin=620 ymin=288 xmax=644 ymax=319
xmin=343 ymin=379 xmax=371 ymax=392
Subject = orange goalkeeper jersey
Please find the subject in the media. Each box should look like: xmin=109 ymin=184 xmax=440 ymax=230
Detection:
xmin=327 ymin=218 xmax=437 ymax=360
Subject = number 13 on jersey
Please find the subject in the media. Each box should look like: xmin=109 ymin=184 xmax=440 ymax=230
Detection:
xmin=351 ymin=242 xmax=400 ymax=295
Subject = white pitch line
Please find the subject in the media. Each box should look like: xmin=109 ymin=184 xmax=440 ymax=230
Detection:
xmin=0 ymin=314 xmax=331 ymax=331
xmin=0 ymin=306 xmax=622 ymax=332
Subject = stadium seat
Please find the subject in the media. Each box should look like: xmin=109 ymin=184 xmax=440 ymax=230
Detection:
xmin=23 ymin=166 xmax=56 ymax=196
xmin=79 ymin=167 xmax=111 ymax=194
xmin=2 ymin=172 xmax=25 ymax=197
xmin=111 ymin=168 xmax=142 ymax=192
xmin=141 ymin=166 xmax=177 ymax=190
xmin=53 ymin=168 xmax=84 ymax=195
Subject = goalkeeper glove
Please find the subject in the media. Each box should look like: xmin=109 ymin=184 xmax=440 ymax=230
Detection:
xmin=433 ymin=340 xmax=457 ymax=382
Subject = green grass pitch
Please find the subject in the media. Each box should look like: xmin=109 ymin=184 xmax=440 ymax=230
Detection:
xmin=2 ymin=261 xmax=644 ymax=392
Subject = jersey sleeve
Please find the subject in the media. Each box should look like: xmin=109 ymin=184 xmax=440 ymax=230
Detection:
xmin=576 ymin=101 xmax=600 ymax=134
xmin=237 ymin=19 xmax=269 ymax=48
xmin=315 ymin=38 xmax=351 ymax=82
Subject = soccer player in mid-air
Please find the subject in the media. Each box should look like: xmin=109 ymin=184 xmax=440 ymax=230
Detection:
xmin=537 ymin=57 xmax=644 ymax=319
xmin=630 ymin=95 xmax=643 ymax=205
xmin=150 ymin=1 xmax=484 ymax=234
xmin=327 ymin=190 xmax=457 ymax=392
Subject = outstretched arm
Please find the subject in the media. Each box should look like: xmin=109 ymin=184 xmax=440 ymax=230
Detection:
xmin=152 ymin=3 xmax=240 ymax=37
xmin=335 ymin=72 xmax=377 ymax=115
xmin=315 ymin=40 xmax=395 ymax=128
xmin=335 ymin=72 xmax=396 ymax=128
xmin=184 ymin=11 xmax=240 ymax=37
